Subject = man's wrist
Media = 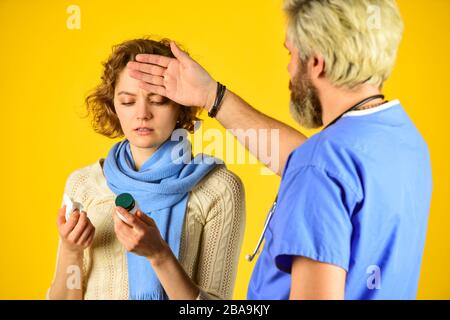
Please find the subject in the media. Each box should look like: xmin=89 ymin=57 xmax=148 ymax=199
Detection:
xmin=204 ymin=80 xmax=218 ymax=112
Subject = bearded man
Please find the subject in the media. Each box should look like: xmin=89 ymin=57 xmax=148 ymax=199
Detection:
xmin=127 ymin=0 xmax=432 ymax=300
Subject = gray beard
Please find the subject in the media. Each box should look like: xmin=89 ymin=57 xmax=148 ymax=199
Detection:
xmin=289 ymin=71 xmax=323 ymax=129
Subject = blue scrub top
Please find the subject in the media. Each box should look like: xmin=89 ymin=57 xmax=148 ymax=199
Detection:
xmin=247 ymin=100 xmax=432 ymax=300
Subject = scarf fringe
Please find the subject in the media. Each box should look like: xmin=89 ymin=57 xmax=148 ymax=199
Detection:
xmin=129 ymin=291 xmax=168 ymax=300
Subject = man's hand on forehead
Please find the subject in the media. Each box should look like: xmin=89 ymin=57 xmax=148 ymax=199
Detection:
xmin=126 ymin=41 xmax=217 ymax=109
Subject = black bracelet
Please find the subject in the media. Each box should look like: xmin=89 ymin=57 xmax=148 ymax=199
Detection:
xmin=208 ymin=82 xmax=227 ymax=118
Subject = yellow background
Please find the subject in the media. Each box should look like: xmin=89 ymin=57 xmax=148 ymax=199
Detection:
xmin=0 ymin=0 xmax=448 ymax=299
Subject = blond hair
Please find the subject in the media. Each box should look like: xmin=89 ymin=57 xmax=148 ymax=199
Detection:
xmin=284 ymin=0 xmax=404 ymax=88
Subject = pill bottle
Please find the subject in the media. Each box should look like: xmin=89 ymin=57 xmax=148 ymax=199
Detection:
xmin=115 ymin=193 xmax=140 ymax=222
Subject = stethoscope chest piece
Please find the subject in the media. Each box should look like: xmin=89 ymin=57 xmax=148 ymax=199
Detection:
xmin=246 ymin=196 xmax=278 ymax=262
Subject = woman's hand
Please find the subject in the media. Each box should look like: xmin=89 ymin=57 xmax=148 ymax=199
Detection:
xmin=127 ymin=41 xmax=218 ymax=110
xmin=113 ymin=207 xmax=171 ymax=264
xmin=56 ymin=206 xmax=95 ymax=254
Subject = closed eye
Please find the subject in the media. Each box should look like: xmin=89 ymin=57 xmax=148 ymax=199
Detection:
xmin=150 ymin=101 xmax=167 ymax=106
xmin=149 ymin=96 xmax=169 ymax=106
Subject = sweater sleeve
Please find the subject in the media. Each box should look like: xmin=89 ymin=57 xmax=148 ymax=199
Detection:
xmin=46 ymin=167 xmax=93 ymax=299
xmin=189 ymin=166 xmax=246 ymax=300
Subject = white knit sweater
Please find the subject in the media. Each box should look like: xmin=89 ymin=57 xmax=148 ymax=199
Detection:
xmin=48 ymin=159 xmax=245 ymax=300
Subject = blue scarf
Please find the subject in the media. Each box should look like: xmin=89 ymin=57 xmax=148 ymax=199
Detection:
xmin=103 ymin=135 xmax=220 ymax=300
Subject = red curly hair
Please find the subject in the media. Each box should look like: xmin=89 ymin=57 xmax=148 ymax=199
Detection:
xmin=85 ymin=37 xmax=200 ymax=138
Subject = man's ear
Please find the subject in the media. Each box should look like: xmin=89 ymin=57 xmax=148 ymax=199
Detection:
xmin=308 ymin=53 xmax=326 ymax=80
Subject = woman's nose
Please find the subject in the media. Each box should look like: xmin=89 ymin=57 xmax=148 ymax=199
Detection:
xmin=135 ymin=99 xmax=153 ymax=120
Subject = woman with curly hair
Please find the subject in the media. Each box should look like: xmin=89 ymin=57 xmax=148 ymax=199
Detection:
xmin=47 ymin=37 xmax=245 ymax=300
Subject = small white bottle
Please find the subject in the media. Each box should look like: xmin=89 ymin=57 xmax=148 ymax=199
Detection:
xmin=62 ymin=194 xmax=84 ymax=221
xmin=115 ymin=193 xmax=140 ymax=223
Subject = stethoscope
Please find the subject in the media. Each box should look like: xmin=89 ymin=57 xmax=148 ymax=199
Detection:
xmin=246 ymin=94 xmax=385 ymax=262
xmin=245 ymin=196 xmax=278 ymax=262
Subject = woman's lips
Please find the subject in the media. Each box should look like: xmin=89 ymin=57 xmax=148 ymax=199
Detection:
xmin=134 ymin=128 xmax=154 ymax=136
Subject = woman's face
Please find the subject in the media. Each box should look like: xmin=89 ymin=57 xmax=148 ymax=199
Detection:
xmin=113 ymin=66 xmax=180 ymax=150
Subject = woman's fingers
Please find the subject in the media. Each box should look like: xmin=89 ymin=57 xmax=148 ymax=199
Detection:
xmin=113 ymin=208 xmax=135 ymax=237
xmin=85 ymin=230 xmax=95 ymax=247
xmin=60 ymin=210 xmax=80 ymax=237
xmin=136 ymin=210 xmax=155 ymax=227
xmin=113 ymin=216 xmax=133 ymax=250
xmin=127 ymin=61 xmax=166 ymax=77
xmin=57 ymin=206 xmax=96 ymax=250
xmin=68 ymin=211 xmax=89 ymax=243
xmin=57 ymin=205 xmax=67 ymax=227
xmin=115 ymin=207 xmax=137 ymax=226
xmin=116 ymin=207 xmax=146 ymax=232
xmin=77 ymin=223 xmax=94 ymax=246
xmin=135 ymin=53 xmax=172 ymax=67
